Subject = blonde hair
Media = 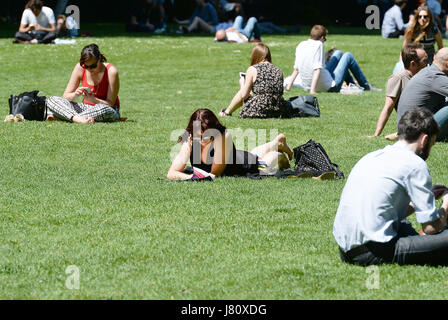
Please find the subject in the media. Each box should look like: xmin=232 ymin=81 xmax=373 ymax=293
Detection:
xmin=250 ymin=43 xmax=272 ymax=66
xmin=310 ymin=25 xmax=328 ymax=40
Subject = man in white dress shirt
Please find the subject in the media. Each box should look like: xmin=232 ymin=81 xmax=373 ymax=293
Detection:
xmin=334 ymin=108 xmax=448 ymax=266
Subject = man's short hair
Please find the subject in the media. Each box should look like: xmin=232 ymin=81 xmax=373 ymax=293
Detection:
xmin=398 ymin=108 xmax=439 ymax=142
xmin=310 ymin=25 xmax=328 ymax=40
xmin=395 ymin=0 xmax=407 ymax=6
xmin=402 ymin=43 xmax=424 ymax=69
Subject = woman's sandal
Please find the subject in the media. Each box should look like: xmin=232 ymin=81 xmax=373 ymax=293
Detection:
xmin=219 ymin=109 xmax=232 ymax=117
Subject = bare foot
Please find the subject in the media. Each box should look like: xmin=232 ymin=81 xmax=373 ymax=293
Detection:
xmin=276 ymin=134 xmax=293 ymax=160
xmin=385 ymin=132 xmax=398 ymax=141
xmin=46 ymin=114 xmax=60 ymax=121
xmin=72 ymin=115 xmax=95 ymax=123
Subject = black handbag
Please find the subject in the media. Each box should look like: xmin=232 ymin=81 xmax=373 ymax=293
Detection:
xmin=287 ymin=95 xmax=320 ymax=117
xmin=8 ymin=90 xmax=47 ymax=121
xmin=293 ymin=139 xmax=344 ymax=179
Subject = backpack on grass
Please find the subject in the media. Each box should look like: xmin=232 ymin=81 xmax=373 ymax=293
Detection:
xmin=8 ymin=90 xmax=47 ymax=121
xmin=293 ymin=139 xmax=344 ymax=180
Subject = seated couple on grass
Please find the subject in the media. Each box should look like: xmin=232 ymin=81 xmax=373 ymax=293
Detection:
xmin=167 ymin=108 xmax=294 ymax=180
xmin=46 ymin=43 xmax=121 ymax=123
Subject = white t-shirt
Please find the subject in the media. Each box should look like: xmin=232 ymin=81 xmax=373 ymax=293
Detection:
xmin=20 ymin=6 xmax=55 ymax=28
xmin=226 ymin=31 xmax=246 ymax=43
xmin=293 ymin=39 xmax=334 ymax=92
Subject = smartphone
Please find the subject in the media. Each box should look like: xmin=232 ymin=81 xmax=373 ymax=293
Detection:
xmin=239 ymin=72 xmax=246 ymax=78
xmin=79 ymin=87 xmax=92 ymax=94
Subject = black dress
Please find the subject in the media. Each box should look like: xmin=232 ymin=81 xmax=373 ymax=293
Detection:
xmin=190 ymin=141 xmax=259 ymax=176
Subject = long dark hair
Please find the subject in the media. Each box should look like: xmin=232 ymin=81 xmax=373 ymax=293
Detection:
xmin=404 ymin=5 xmax=433 ymax=43
xmin=178 ymin=109 xmax=226 ymax=143
xmin=79 ymin=43 xmax=107 ymax=66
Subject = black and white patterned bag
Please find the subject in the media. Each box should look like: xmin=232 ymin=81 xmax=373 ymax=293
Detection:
xmin=293 ymin=139 xmax=344 ymax=179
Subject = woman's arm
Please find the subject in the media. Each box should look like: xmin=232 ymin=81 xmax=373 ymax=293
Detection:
xmin=210 ymin=131 xmax=234 ymax=177
xmin=220 ymin=66 xmax=257 ymax=116
xmin=62 ymin=64 xmax=83 ymax=101
xmin=167 ymin=141 xmax=193 ymax=180
xmin=435 ymin=31 xmax=443 ymax=51
xmin=285 ymin=68 xmax=299 ymax=92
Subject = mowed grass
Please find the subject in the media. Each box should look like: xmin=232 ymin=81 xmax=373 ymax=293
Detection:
xmin=1 ymin=24 xmax=448 ymax=299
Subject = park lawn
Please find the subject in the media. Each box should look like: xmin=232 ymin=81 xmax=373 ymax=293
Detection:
xmin=1 ymin=24 xmax=448 ymax=299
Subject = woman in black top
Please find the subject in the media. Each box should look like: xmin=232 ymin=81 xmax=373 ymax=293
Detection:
xmin=403 ymin=5 xmax=443 ymax=64
xmin=167 ymin=108 xmax=293 ymax=180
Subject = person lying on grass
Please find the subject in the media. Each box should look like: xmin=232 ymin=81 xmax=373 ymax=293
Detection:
xmin=46 ymin=43 xmax=121 ymax=123
xmin=167 ymin=108 xmax=294 ymax=180
xmin=219 ymin=44 xmax=298 ymax=119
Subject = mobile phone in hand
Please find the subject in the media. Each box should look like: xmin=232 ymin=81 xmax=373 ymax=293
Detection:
xmin=79 ymin=87 xmax=92 ymax=94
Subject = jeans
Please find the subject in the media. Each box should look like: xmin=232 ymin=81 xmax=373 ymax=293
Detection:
xmin=339 ymin=220 xmax=448 ymax=266
xmin=233 ymin=16 xmax=260 ymax=41
xmin=326 ymin=50 xmax=369 ymax=92
xmin=433 ymin=105 xmax=448 ymax=141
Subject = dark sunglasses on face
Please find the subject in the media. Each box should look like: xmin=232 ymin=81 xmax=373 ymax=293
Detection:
xmin=419 ymin=15 xmax=428 ymax=18
xmin=82 ymin=60 xmax=98 ymax=69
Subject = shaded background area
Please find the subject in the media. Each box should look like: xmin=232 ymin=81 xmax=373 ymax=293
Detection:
xmin=2 ymin=0 xmax=448 ymax=35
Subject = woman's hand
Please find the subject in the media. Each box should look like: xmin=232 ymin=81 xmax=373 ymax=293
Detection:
xmin=81 ymin=89 xmax=97 ymax=103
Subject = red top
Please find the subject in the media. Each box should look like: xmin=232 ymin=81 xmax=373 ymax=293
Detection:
xmin=81 ymin=63 xmax=120 ymax=108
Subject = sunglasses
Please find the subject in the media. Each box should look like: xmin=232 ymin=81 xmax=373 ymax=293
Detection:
xmin=418 ymin=15 xmax=428 ymax=19
xmin=82 ymin=60 xmax=98 ymax=69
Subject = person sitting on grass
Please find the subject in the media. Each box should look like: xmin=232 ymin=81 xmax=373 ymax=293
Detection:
xmin=174 ymin=0 xmax=218 ymax=34
xmin=13 ymin=0 xmax=56 ymax=44
xmin=167 ymin=108 xmax=293 ymax=180
xmin=334 ymin=108 xmax=448 ymax=266
xmin=214 ymin=15 xmax=261 ymax=43
xmin=396 ymin=47 xmax=448 ymax=141
xmin=218 ymin=44 xmax=297 ymax=118
xmin=368 ymin=43 xmax=428 ymax=138
xmin=46 ymin=43 xmax=121 ymax=124
xmin=285 ymin=24 xmax=381 ymax=94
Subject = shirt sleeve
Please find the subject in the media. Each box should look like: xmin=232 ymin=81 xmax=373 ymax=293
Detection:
xmin=385 ymin=74 xmax=401 ymax=98
xmin=406 ymin=164 xmax=439 ymax=224
xmin=20 ymin=9 xmax=32 ymax=25
xmin=312 ymin=43 xmax=325 ymax=70
xmin=393 ymin=10 xmax=405 ymax=32
xmin=46 ymin=8 xmax=56 ymax=25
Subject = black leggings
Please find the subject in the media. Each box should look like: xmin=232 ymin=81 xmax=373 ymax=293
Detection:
xmin=15 ymin=30 xmax=56 ymax=44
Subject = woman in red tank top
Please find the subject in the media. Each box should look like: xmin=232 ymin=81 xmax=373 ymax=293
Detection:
xmin=46 ymin=43 xmax=121 ymax=123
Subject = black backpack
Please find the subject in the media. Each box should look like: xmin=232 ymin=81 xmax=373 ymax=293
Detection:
xmin=8 ymin=90 xmax=47 ymax=121
xmin=293 ymin=139 xmax=344 ymax=179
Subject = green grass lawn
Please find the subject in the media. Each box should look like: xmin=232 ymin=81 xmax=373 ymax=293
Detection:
xmin=1 ymin=24 xmax=448 ymax=299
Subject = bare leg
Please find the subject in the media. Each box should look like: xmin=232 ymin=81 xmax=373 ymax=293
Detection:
xmin=250 ymin=134 xmax=293 ymax=160
xmin=261 ymin=151 xmax=290 ymax=169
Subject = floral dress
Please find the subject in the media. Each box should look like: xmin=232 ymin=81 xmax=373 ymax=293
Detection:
xmin=239 ymin=62 xmax=293 ymax=118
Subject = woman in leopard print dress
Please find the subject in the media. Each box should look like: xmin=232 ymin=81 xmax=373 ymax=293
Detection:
xmin=219 ymin=43 xmax=296 ymax=118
